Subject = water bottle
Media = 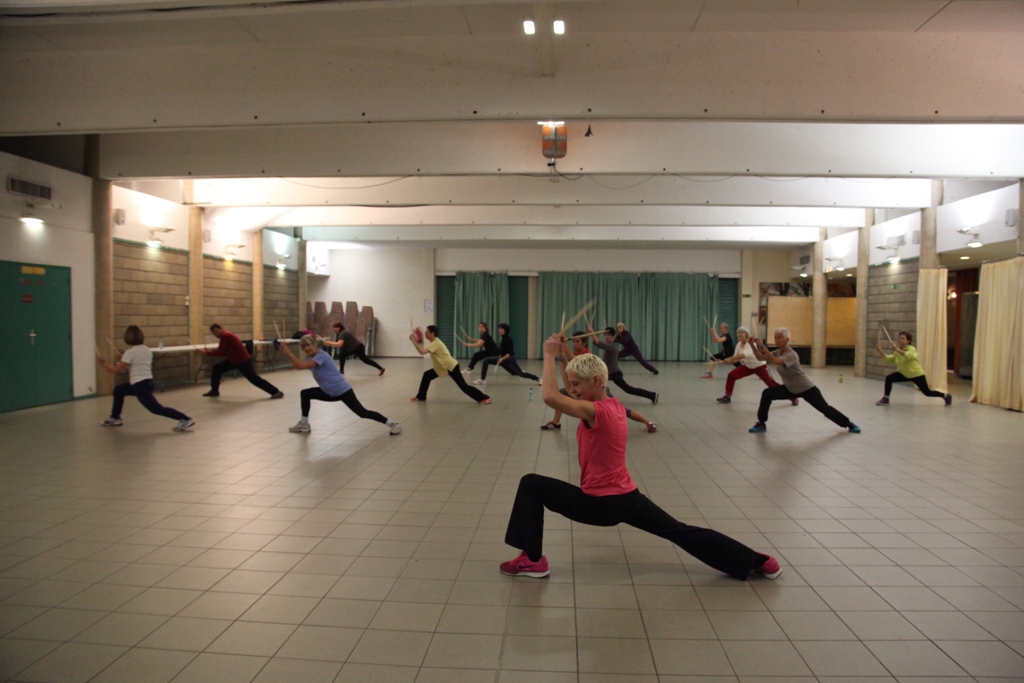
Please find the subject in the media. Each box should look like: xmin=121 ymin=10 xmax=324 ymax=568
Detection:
xmin=528 ymin=387 xmax=534 ymax=402
xmin=838 ymin=373 xmax=844 ymax=384
xmin=158 ymin=338 xmax=164 ymax=349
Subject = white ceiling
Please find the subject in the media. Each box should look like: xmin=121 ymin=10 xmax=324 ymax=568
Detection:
xmin=4 ymin=0 xmax=1024 ymax=252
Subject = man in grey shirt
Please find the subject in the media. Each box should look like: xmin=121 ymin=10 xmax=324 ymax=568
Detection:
xmin=747 ymin=327 xmax=860 ymax=434
xmin=593 ymin=327 xmax=658 ymax=404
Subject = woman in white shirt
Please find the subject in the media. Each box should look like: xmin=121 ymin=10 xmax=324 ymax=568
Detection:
xmin=713 ymin=326 xmax=791 ymax=405
xmin=96 ymin=325 xmax=194 ymax=431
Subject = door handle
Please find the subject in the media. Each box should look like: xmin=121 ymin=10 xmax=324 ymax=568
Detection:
xmin=29 ymin=329 xmax=36 ymax=346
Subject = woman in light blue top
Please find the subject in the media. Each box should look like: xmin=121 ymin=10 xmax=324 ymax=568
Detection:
xmin=280 ymin=335 xmax=401 ymax=435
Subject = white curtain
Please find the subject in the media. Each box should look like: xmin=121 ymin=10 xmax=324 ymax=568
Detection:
xmin=916 ymin=269 xmax=948 ymax=394
xmin=971 ymin=256 xmax=1024 ymax=411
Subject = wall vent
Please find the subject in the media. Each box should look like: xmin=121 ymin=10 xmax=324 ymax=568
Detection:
xmin=886 ymin=234 xmax=907 ymax=247
xmin=7 ymin=176 xmax=53 ymax=202
xmin=798 ymin=255 xmax=811 ymax=265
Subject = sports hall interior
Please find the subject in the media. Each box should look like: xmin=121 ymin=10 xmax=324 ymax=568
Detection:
xmin=1 ymin=1 xmax=1023 ymax=681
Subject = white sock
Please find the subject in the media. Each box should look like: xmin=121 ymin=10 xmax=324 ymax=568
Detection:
xmin=386 ymin=419 xmax=396 ymax=427
xmin=299 ymin=416 xmax=309 ymax=424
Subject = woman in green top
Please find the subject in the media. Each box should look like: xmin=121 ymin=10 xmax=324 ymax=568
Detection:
xmin=410 ymin=325 xmax=492 ymax=404
xmin=875 ymin=331 xmax=951 ymax=406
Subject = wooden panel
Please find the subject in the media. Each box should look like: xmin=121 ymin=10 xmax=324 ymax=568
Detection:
xmin=767 ymin=296 xmax=812 ymax=346
xmin=826 ymin=298 xmax=857 ymax=347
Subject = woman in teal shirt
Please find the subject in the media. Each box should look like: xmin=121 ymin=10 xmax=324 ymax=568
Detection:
xmin=875 ymin=331 xmax=951 ymax=406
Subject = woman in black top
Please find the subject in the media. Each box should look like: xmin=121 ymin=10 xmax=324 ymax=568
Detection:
xmin=474 ymin=323 xmax=540 ymax=385
xmin=703 ymin=322 xmax=739 ymax=379
xmin=460 ymin=322 xmax=501 ymax=375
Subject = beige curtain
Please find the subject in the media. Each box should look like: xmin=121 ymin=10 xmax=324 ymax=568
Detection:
xmin=971 ymin=256 xmax=1024 ymax=411
xmin=916 ymin=269 xmax=948 ymax=394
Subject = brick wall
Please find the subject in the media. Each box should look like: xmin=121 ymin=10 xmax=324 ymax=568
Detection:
xmin=113 ymin=241 xmax=190 ymax=383
xmin=263 ymin=266 xmax=299 ymax=339
xmin=203 ymin=257 xmax=253 ymax=342
xmin=866 ymin=259 xmax=919 ymax=380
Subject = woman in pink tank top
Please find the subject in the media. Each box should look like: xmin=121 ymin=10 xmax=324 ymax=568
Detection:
xmin=500 ymin=333 xmax=782 ymax=581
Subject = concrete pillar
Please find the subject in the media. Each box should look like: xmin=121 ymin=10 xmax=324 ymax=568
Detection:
xmin=252 ymin=229 xmax=264 ymax=341
xmin=86 ymin=135 xmax=115 ymax=397
xmin=920 ymin=179 xmax=942 ymax=269
xmin=297 ymin=233 xmax=307 ymax=330
xmin=811 ymin=228 xmax=827 ymax=369
xmin=740 ymin=249 xmax=756 ymax=334
xmin=854 ymin=209 xmax=874 ymax=377
xmin=188 ymin=207 xmax=205 ymax=377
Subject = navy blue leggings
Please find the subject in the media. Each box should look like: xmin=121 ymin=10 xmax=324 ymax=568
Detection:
xmin=480 ymin=356 xmax=539 ymax=381
xmin=111 ymin=379 xmax=189 ymax=421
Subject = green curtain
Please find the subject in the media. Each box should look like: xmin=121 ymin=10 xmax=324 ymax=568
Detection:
xmin=454 ymin=271 xmax=509 ymax=359
xmin=537 ymin=272 xmax=718 ymax=360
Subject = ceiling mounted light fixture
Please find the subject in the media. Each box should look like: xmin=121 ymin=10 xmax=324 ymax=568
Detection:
xmin=523 ymin=19 xmax=535 ymax=34
xmin=553 ymin=19 xmax=565 ymax=34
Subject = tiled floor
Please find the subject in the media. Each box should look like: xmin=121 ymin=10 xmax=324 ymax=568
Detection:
xmin=1 ymin=359 xmax=1023 ymax=682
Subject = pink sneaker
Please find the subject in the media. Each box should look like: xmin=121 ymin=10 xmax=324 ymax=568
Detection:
xmin=756 ymin=555 xmax=783 ymax=579
xmin=499 ymin=551 xmax=550 ymax=578
xmin=701 ymin=373 xmax=713 ymax=379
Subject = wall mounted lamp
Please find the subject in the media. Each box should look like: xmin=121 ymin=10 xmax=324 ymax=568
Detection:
xmin=147 ymin=227 xmax=173 ymax=248
xmin=224 ymin=243 xmax=246 ymax=261
xmin=957 ymin=227 xmax=983 ymax=249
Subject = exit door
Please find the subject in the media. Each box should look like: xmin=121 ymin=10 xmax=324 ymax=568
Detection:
xmin=0 ymin=260 xmax=73 ymax=413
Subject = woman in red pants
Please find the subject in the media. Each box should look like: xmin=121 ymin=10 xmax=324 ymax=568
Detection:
xmin=715 ymin=326 xmax=795 ymax=406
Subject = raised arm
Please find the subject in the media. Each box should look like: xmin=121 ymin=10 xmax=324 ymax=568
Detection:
xmin=96 ymin=353 xmax=129 ymax=375
xmin=409 ymin=334 xmax=430 ymax=355
xmin=279 ymin=342 xmax=317 ymax=369
xmin=750 ymin=338 xmax=785 ymax=366
xmin=540 ymin=334 xmax=596 ymax=423
xmin=709 ymin=327 xmax=726 ymax=343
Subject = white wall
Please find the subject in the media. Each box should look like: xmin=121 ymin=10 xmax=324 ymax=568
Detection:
xmin=434 ymin=248 xmax=741 ymax=275
xmin=0 ymin=152 xmax=96 ymax=398
xmin=308 ymin=247 xmax=434 ymax=357
xmin=937 ymin=183 xmax=1020 ymax=253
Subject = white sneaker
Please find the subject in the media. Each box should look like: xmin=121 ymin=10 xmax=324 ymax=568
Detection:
xmin=289 ymin=421 xmax=311 ymax=433
xmin=462 ymin=368 xmax=472 ymax=375
xmin=173 ymin=418 xmax=195 ymax=432
xmin=472 ymin=379 xmax=487 ymax=386
xmin=389 ymin=423 xmax=403 ymax=435
xmin=102 ymin=417 xmax=123 ymax=427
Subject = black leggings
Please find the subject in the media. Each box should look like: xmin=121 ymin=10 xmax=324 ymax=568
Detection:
xmin=480 ymin=356 xmax=539 ymax=381
xmin=210 ymin=359 xmax=280 ymax=395
xmin=467 ymin=350 xmax=499 ymax=370
xmin=504 ymin=474 xmax=764 ymax=580
xmin=300 ymin=387 xmax=387 ymax=423
xmin=608 ymin=370 xmax=656 ymax=402
xmin=112 ymin=379 xmax=189 ymax=421
xmin=758 ymin=385 xmax=851 ymax=428
xmin=338 ymin=344 xmax=383 ymax=374
xmin=884 ymin=372 xmax=945 ymax=398
xmin=417 ymin=363 xmax=490 ymax=402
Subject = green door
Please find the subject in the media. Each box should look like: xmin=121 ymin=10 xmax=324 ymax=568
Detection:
xmin=508 ymin=276 xmax=530 ymax=357
xmin=0 ymin=260 xmax=73 ymax=413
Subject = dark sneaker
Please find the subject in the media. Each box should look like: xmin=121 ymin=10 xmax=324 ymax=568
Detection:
xmin=379 ymin=368 xmax=386 ymax=376
xmin=790 ymin=398 xmax=799 ymax=406
xmin=848 ymin=423 xmax=861 ymax=434
xmin=652 ymin=393 xmax=659 ymax=405
xmin=944 ymin=393 xmax=952 ymax=406
xmin=716 ymin=395 xmax=731 ymax=404
xmin=540 ymin=422 xmax=561 ymax=431
xmin=499 ymin=551 xmax=550 ymax=578
xmin=646 ymin=423 xmax=657 ymax=433
xmin=270 ymin=391 xmax=284 ymax=399
xmin=756 ymin=555 xmax=783 ymax=579
xmin=202 ymin=390 xmax=219 ymax=397
xmin=876 ymin=396 xmax=890 ymax=406
xmin=749 ymin=421 xmax=767 ymax=433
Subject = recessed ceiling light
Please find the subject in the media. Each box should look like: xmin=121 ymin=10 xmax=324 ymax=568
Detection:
xmin=846 ymin=273 xmax=853 ymax=277
xmin=553 ymin=19 xmax=565 ymax=34
xmin=523 ymin=19 xmax=535 ymax=35
xmin=960 ymin=256 xmax=970 ymax=260
xmin=799 ymin=272 xmax=808 ymax=278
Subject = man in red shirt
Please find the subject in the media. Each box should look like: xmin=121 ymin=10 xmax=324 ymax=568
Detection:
xmin=197 ymin=324 xmax=283 ymax=399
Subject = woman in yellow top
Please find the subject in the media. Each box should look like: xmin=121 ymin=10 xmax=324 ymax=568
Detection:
xmin=410 ymin=325 xmax=492 ymax=404
xmin=875 ymin=331 xmax=951 ymax=406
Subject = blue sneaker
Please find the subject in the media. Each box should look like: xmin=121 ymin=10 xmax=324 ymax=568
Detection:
xmin=848 ymin=423 xmax=861 ymax=434
xmin=748 ymin=422 xmax=767 ymax=433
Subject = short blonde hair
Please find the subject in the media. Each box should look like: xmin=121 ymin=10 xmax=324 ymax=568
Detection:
xmin=566 ymin=353 xmax=608 ymax=387
xmin=300 ymin=334 xmax=320 ymax=350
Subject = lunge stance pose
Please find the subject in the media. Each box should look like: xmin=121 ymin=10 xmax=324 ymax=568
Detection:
xmin=97 ymin=325 xmax=194 ymax=431
xmin=501 ymin=334 xmax=781 ymax=580
xmin=748 ymin=328 xmax=860 ymax=434
xmin=614 ymin=323 xmax=658 ymax=375
xmin=280 ymin=335 xmax=401 ymax=435
xmin=702 ymin=321 xmax=738 ymax=379
xmin=474 ymin=323 xmax=540 ymax=385
xmin=594 ymin=327 xmax=657 ymax=404
xmin=715 ymin=326 xmax=795 ymax=405
xmin=323 ymin=323 xmax=385 ymax=376
xmin=460 ymin=322 xmax=500 ymax=375
xmin=410 ymin=326 xmax=492 ymax=404
xmin=197 ymin=324 xmax=283 ymax=399
xmin=875 ymin=331 xmax=951 ymax=406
